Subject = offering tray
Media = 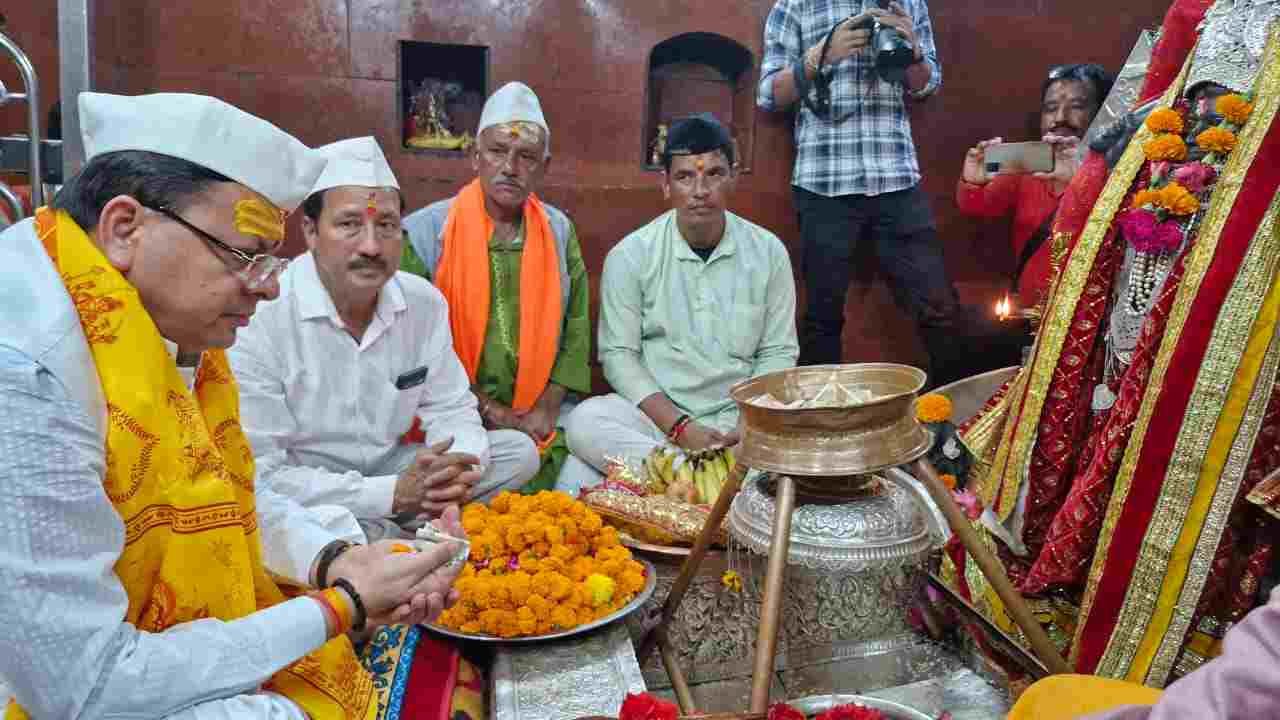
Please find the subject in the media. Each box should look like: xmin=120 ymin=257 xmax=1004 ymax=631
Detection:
xmin=421 ymin=559 xmax=657 ymax=644
xmin=730 ymin=364 xmax=932 ymax=478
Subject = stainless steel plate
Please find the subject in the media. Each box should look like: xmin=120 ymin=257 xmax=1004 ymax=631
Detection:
xmin=420 ymin=559 xmax=658 ymax=644
xmin=787 ymin=694 xmax=934 ymax=720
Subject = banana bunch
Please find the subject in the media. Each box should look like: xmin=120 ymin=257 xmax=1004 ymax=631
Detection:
xmin=686 ymin=446 xmax=736 ymax=505
xmin=642 ymin=445 xmax=737 ymax=505
xmin=642 ymin=446 xmax=679 ymax=494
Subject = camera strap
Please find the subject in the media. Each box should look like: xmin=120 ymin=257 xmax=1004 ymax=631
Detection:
xmin=798 ymin=18 xmax=845 ymax=119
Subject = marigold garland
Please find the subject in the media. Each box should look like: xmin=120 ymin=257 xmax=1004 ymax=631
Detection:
xmin=437 ymin=490 xmax=648 ymax=638
xmin=939 ymin=473 xmax=958 ymax=491
xmin=1196 ymin=126 xmax=1238 ymax=155
xmin=1131 ymin=188 xmax=1162 ymax=209
xmin=1215 ymin=93 xmax=1253 ymax=125
xmin=1144 ymin=107 xmax=1185 ymax=134
xmin=1142 ymin=134 xmax=1188 ymax=162
xmin=916 ymin=393 xmax=953 ymax=424
xmin=1156 ymin=182 xmax=1200 ymax=216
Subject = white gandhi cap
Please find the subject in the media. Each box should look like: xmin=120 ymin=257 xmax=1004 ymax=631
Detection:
xmin=476 ymin=81 xmax=550 ymax=152
xmin=310 ymin=136 xmax=400 ymax=195
xmin=78 ymin=91 xmax=326 ymax=213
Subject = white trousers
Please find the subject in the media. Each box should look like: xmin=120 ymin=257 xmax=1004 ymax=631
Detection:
xmin=559 ymin=394 xmax=669 ymax=496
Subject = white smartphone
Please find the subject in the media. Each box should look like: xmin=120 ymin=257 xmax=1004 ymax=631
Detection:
xmin=984 ymin=141 xmax=1055 ymax=175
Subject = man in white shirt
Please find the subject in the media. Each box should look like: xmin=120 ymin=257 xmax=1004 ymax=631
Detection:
xmin=230 ymin=137 xmax=539 ymax=541
xmin=0 ymin=93 xmax=461 ymax=719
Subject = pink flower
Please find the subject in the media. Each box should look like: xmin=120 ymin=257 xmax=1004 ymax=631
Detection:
xmin=1172 ymin=162 xmax=1217 ymax=193
xmin=1117 ymin=208 xmax=1158 ymax=246
xmin=507 ymin=555 xmax=520 ymax=571
xmin=1150 ymin=161 xmax=1170 ymax=180
xmin=953 ymin=489 xmax=982 ymax=520
xmin=1131 ymin=221 xmax=1184 ymax=254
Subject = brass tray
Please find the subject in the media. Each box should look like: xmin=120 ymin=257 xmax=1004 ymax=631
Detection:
xmin=730 ymin=363 xmax=932 ymax=477
xmin=420 ymin=560 xmax=658 ymax=644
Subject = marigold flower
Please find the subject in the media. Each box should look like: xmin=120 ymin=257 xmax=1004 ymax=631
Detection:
xmin=585 ymin=573 xmax=617 ymax=606
xmin=721 ymin=570 xmax=743 ymax=592
xmin=915 ymin=393 xmax=953 ymax=423
xmin=490 ymin=492 xmax=513 ymax=514
xmin=580 ymin=512 xmax=604 ymax=534
xmin=1196 ymin=126 xmax=1237 ymax=155
xmin=939 ymin=474 xmax=958 ymax=490
xmin=1157 ymin=182 xmax=1200 ymax=216
xmin=569 ymin=556 xmax=596 ymax=581
xmin=1130 ymin=189 xmax=1161 ymax=209
xmin=1215 ymin=94 xmax=1253 ymax=125
xmin=544 ymin=524 xmax=565 ymax=545
xmin=619 ymin=569 xmax=646 ymax=595
xmin=1143 ymin=134 xmax=1188 ymax=162
xmin=550 ymin=606 xmax=577 ymax=629
xmin=1144 ymin=107 xmax=1184 ymax=134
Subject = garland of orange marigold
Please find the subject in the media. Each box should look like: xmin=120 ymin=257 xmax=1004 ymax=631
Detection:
xmin=437 ymin=490 xmax=648 ymax=638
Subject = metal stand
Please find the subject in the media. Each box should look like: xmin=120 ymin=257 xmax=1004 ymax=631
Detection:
xmin=637 ymin=457 xmax=1070 ymax=715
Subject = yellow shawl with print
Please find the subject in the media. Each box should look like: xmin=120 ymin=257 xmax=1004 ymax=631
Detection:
xmin=7 ymin=208 xmax=376 ymax=720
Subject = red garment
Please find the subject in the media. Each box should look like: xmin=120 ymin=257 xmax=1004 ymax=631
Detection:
xmin=956 ymin=176 xmax=1060 ymax=308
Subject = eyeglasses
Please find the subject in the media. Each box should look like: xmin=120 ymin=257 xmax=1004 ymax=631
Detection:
xmin=142 ymin=202 xmax=288 ymax=291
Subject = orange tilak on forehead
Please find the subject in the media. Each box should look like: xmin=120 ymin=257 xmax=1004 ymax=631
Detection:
xmin=365 ymin=192 xmax=378 ymax=218
xmin=695 ymin=158 xmax=705 ymax=171
xmin=234 ymin=194 xmax=286 ymax=245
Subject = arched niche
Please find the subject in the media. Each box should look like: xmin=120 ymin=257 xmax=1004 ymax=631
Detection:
xmin=644 ymin=32 xmax=756 ymax=172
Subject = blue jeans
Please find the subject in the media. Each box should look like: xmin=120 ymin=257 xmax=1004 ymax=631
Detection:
xmin=793 ymin=183 xmax=961 ymax=385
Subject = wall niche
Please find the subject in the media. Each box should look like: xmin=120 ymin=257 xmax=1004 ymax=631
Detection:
xmin=399 ymin=41 xmax=488 ymax=155
xmin=644 ymin=32 xmax=755 ymax=172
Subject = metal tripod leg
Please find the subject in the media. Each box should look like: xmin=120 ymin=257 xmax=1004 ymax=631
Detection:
xmin=636 ymin=462 xmax=748 ymax=714
xmin=748 ymin=474 xmax=795 ymax=712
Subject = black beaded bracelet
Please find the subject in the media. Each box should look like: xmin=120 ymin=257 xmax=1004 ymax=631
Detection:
xmin=330 ymin=578 xmax=368 ymax=633
xmin=315 ymin=540 xmax=354 ymax=589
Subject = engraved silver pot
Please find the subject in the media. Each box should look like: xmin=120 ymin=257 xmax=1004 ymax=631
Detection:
xmin=632 ymin=470 xmax=947 ymax=693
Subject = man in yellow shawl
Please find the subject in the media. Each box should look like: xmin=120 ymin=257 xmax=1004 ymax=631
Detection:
xmin=0 ymin=92 xmax=464 ymax=719
xmin=945 ymin=0 xmax=1280 ymax=705
xmin=401 ymin=82 xmax=592 ymax=494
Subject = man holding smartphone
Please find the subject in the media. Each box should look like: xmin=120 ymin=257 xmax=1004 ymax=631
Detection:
xmin=759 ymin=0 xmax=959 ymax=385
xmin=957 ymin=63 xmax=1113 ymax=311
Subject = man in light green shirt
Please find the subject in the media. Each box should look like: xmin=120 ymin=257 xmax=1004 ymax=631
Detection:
xmin=562 ymin=114 xmax=798 ymax=492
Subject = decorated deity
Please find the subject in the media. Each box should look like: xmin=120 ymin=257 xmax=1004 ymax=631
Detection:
xmin=947 ymin=0 xmax=1280 ymax=690
xmin=406 ymin=78 xmax=474 ymax=151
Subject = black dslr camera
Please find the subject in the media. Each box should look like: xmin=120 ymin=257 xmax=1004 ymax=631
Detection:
xmin=849 ymin=1 xmax=915 ymax=83
xmin=796 ymin=1 xmax=917 ymax=117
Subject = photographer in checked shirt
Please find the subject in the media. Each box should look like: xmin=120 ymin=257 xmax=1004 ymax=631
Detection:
xmin=759 ymin=0 xmax=961 ymax=386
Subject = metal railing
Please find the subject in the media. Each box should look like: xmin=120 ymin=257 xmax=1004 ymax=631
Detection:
xmin=0 ymin=29 xmax=41 ymax=216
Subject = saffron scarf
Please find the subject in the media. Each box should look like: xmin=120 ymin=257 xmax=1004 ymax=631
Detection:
xmin=7 ymin=208 xmax=377 ymax=720
xmin=434 ymin=179 xmax=562 ymax=412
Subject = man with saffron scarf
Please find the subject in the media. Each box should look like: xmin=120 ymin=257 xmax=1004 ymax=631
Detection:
xmin=0 ymin=93 xmax=464 ymax=719
xmin=231 ymin=137 xmax=536 ymax=542
xmin=945 ymin=0 xmax=1280 ymax=693
xmin=563 ymin=114 xmax=799 ymax=491
xmin=402 ymin=82 xmax=592 ymax=494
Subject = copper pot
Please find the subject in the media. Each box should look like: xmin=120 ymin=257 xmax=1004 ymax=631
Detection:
xmin=729 ymin=364 xmax=932 ymax=477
